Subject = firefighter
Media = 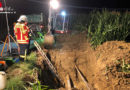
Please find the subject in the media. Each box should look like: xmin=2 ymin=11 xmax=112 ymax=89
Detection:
xmin=14 ymin=15 xmax=30 ymax=61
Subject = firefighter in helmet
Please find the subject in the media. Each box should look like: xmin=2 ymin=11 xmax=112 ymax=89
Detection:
xmin=14 ymin=15 xmax=30 ymax=61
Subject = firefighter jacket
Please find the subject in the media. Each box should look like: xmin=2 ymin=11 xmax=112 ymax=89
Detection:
xmin=14 ymin=23 xmax=30 ymax=44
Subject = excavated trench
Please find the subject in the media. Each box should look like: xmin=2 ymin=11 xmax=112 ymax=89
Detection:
xmin=36 ymin=51 xmax=63 ymax=89
xmin=37 ymin=33 xmax=130 ymax=90
xmin=47 ymin=35 xmax=96 ymax=90
xmin=36 ymin=32 xmax=96 ymax=90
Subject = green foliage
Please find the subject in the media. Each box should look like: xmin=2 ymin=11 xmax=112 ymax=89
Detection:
xmin=27 ymin=51 xmax=37 ymax=62
xmin=122 ymin=59 xmax=130 ymax=73
xmin=87 ymin=10 xmax=130 ymax=47
xmin=27 ymin=80 xmax=54 ymax=90
xmin=116 ymin=59 xmax=130 ymax=73
xmin=5 ymin=52 xmax=37 ymax=90
xmin=68 ymin=10 xmax=130 ymax=47
xmin=5 ymin=52 xmax=54 ymax=90
xmin=5 ymin=77 xmax=25 ymax=90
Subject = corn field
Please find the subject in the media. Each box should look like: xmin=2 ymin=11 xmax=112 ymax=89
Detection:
xmin=68 ymin=10 xmax=130 ymax=47
xmin=87 ymin=10 xmax=130 ymax=47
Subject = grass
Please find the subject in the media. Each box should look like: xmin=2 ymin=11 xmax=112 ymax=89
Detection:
xmin=5 ymin=51 xmax=55 ymax=90
xmin=5 ymin=51 xmax=38 ymax=90
xmin=5 ymin=77 xmax=25 ymax=90
xmin=25 ymin=80 xmax=54 ymax=90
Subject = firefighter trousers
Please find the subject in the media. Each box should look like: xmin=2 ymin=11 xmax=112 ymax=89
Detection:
xmin=19 ymin=44 xmax=29 ymax=61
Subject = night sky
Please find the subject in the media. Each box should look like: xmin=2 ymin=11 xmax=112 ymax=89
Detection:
xmin=0 ymin=0 xmax=129 ymax=27
xmin=0 ymin=0 xmax=129 ymax=20
xmin=0 ymin=0 xmax=129 ymax=23
xmin=1 ymin=0 xmax=129 ymax=15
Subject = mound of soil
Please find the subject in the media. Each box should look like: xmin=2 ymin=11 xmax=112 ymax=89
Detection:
xmin=46 ymin=33 xmax=130 ymax=90
xmin=95 ymin=41 xmax=130 ymax=90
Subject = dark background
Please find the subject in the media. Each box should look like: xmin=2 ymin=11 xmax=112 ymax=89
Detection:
xmin=0 ymin=0 xmax=130 ymax=41
xmin=0 ymin=0 xmax=129 ymax=19
xmin=4 ymin=0 xmax=130 ymax=14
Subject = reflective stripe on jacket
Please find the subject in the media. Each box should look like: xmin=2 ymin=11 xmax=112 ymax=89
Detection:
xmin=14 ymin=23 xmax=30 ymax=44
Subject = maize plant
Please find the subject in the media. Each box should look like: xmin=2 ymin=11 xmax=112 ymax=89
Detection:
xmin=87 ymin=10 xmax=130 ymax=48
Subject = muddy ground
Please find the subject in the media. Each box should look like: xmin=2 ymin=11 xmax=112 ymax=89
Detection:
xmin=5 ymin=32 xmax=130 ymax=90
xmin=41 ymin=32 xmax=130 ymax=90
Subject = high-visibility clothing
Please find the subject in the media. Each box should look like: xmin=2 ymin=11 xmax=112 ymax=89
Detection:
xmin=0 ymin=2 xmax=2 ymax=7
xmin=14 ymin=23 xmax=30 ymax=44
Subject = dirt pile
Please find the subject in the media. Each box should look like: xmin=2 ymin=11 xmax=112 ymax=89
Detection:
xmin=47 ymin=33 xmax=130 ymax=90
xmin=95 ymin=41 xmax=130 ymax=90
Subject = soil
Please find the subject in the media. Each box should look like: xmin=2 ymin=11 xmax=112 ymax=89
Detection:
xmin=5 ymin=32 xmax=130 ymax=90
xmin=44 ymin=32 xmax=130 ymax=90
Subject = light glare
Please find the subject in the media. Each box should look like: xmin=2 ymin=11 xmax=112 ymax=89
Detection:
xmin=61 ymin=11 xmax=66 ymax=16
xmin=50 ymin=0 xmax=59 ymax=9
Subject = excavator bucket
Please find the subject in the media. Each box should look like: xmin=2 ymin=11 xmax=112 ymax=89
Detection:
xmin=44 ymin=34 xmax=55 ymax=48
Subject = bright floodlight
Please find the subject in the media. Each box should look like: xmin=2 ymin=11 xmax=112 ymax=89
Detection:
xmin=61 ymin=11 xmax=66 ymax=16
xmin=50 ymin=0 xmax=59 ymax=9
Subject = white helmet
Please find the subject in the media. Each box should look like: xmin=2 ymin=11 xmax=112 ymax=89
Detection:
xmin=17 ymin=15 xmax=28 ymax=22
